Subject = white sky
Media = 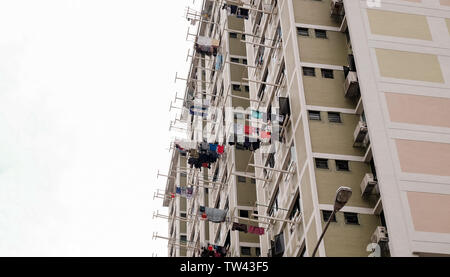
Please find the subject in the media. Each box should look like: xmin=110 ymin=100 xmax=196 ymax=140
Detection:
xmin=0 ymin=0 xmax=197 ymax=257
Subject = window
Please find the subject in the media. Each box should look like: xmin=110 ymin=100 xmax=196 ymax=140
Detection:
xmin=180 ymin=172 xmax=187 ymax=177
xmin=315 ymin=158 xmax=329 ymax=169
xmin=289 ymin=194 xmax=301 ymax=220
xmin=322 ymin=210 xmax=337 ymax=222
xmin=269 ymin=189 xmax=280 ymax=216
xmin=239 ymin=210 xmax=249 ymax=218
xmin=315 ymin=29 xmax=327 ymax=39
xmin=256 ymin=247 xmax=261 ymax=257
xmin=302 ymin=67 xmax=316 ymax=77
xmin=180 ymin=235 xmax=187 ymax=243
xmin=297 ymin=27 xmax=309 ymax=36
xmin=241 ymin=247 xmax=251 ymax=256
xmin=244 ymin=85 xmax=250 ymax=92
xmin=241 ymin=34 xmax=246 ymax=40
xmin=232 ymin=84 xmax=241 ymax=91
xmin=321 ymin=69 xmax=334 ymax=79
xmin=237 ymin=176 xmax=246 ymax=183
xmin=231 ymin=57 xmax=240 ymax=63
xmin=230 ymin=32 xmax=238 ymax=38
xmin=180 ymin=213 xmax=187 ymax=218
xmin=336 ymin=160 xmax=350 ymax=171
xmin=344 ymin=213 xmax=359 ymax=225
xmin=243 ymin=59 xmax=248 ymax=65
xmin=250 ymin=178 xmax=256 ymax=184
xmin=308 ymin=111 xmax=321 ymax=121
xmin=328 ymin=112 xmax=342 ymax=123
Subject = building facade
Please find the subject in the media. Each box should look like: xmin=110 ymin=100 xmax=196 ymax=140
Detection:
xmin=160 ymin=0 xmax=450 ymax=257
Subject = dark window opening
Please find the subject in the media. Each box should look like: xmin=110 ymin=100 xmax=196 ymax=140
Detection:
xmin=315 ymin=158 xmax=329 ymax=169
xmin=336 ymin=160 xmax=350 ymax=171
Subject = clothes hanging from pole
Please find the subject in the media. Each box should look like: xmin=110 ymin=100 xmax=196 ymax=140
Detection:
xmin=248 ymin=225 xmax=265 ymax=235
xmin=199 ymin=206 xmax=228 ymax=223
xmin=232 ymin=222 xmax=248 ymax=233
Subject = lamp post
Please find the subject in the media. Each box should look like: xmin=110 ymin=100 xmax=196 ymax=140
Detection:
xmin=311 ymin=186 xmax=352 ymax=257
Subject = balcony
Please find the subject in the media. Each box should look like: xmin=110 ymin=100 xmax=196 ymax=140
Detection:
xmin=353 ymin=121 xmax=368 ymax=147
xmin=360 ymin=173 xmax=378 ymax=198
xmin=344 ymin=71 xmax=359 ymax=98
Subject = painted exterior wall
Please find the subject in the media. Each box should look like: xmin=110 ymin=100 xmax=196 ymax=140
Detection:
xmin=344 ymin=0 xmax=450 ymax=256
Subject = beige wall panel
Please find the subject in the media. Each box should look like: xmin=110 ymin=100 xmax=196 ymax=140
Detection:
xmin=180 ymin=198 xmax=187 ymax=211
xmin=376 ymin=49 xmax=444 ymax=83
xmin=315 ymin=161 xmax=377 ymax=208
xmin=228 ymin=16 xmax=244 ymax=30
xmin=309 ymin=113 xmax=366 ymax=156
xmin=235 ymin=149 xmax=254 ymax=172
xmin=323 ymin=213 xmax=381 ymax=257
xmin=386 ymin=93 xmax=450 ymax=128
xmin=298 ymin=32 xmax=348 ymax=66
xmin=407 ymin=191 xmax=450 ymax=233
xmin=396 ymin=139 xmax=450 ymax=176
xmin=180 ymin=222 xmax=187 ymax=234
xmin=237 ymin=179 xmax=257 ymax=207
xmin=441 ymin=0 xmax=450 ymax=6
xmin=293 ymin=0 xmax=340 ymax=27
xmin=304 ymin=70 xmax=358 ymax=109
xmin=230 ymin=64 xmax=248 ymax=81
xmin=367 ymin=9 xmax=432 ymax=40
xmin=229 ymin=38 xmax=247 ymax=56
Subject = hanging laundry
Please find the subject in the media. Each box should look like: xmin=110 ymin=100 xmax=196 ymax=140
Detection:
xmin=176 ymin=187 xmax=182 ymax=195
xmin=260 ymin=131 xmax=271 ymax=139
xmin=217 ymin=145 xmax=225 ymax=154
xmin=215 ymin=54 xmax=223 ymax=71
xmin=187 ymin=187 xmax=194 ymax=197
xmin=248 ymin=226 xmax=265 ymax=235
xmin=245 ymin=125 xmax=257 ymax=135
xmin=209 ymin=143 xmax=218 ymax=152
xmin=232 ymin=222 xmax=248 ymax=233
xmin=200 ymin=142 xmax=209 ymax=152
xmin=190 ymin=105 xmax=208 ymax=117
xmin=200 ymin=207 xmax=228 ymax=223
xmin=252 ymin=110 xmax=263 ymax=119
xmin=195 ymin=36 xmax=220 ymax=56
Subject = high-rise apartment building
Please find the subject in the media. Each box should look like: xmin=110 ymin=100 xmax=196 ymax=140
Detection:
xmin=158 ymin=0 xmax=450 ymax=257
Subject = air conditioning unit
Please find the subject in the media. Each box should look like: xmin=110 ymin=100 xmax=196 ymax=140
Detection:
xmin=353 ymin=121 xmax=368 ymax=146
xmin=371 ymin=226 xmax=389 ymax=244
xmin=330 ymin=0 xmax=344 ymax=16
xmin=362 ymin=133 xmax=371 ymax=148
xmin=360 ymin=173 xmax=377 ymax=197
xmin=344 ymin=71 xmax=359 ymax=98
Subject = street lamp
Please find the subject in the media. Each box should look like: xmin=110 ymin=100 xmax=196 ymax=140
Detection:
xmin=311 ymin=186 xmax=352 ymax=257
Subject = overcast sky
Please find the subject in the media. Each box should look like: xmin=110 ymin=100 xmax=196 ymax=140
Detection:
xmin=0 ymin=0 xmax=196 ymax=257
